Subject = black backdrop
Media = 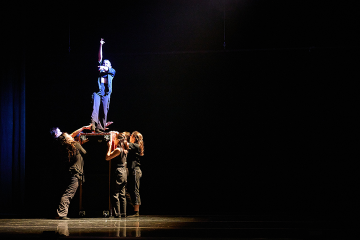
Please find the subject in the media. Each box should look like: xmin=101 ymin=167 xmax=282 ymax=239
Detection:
xmin=1 ymin=1 xmax=359 ymax=218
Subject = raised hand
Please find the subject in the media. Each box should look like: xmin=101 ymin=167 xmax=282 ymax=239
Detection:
xmin=98 ymin=65 xmax=109 ymax=72
xmin=83 ymin=124 xmax=93 ymax=130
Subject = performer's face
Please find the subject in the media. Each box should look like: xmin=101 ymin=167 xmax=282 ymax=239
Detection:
xmin=130 ymin=135 xmax=135 ymax=143
xmin=103 ymin=60 xmax=111 ymax=68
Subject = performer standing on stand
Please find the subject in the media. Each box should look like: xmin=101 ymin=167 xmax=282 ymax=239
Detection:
xmin=106 ymin=132 xmax=129 ymax=218
xmin=91 ymin=38 xmax=116 ymax=132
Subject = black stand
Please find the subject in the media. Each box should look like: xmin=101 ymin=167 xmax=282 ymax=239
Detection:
xmin=78 ymin=132 xmax=112 ymax=217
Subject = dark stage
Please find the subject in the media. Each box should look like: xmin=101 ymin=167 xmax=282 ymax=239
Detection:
xmin=1 ymin=1 xmax=359 ymax=239
xmin=0 ymin=215 xmax=353 ymax=239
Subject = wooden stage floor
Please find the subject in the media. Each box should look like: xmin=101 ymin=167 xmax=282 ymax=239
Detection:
xmin=0 ymin=215 xmax=352 ymax=239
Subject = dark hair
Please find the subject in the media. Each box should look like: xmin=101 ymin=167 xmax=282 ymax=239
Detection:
xmin=117 ymin=133 xmax=129 ymax=150
xmin=58 ymin=133 xmax=77 ymax=162
xmin=132 ymin=131 xmax=144 ymax=156
xmin=123 ymin=132 xmax=131 ymax=142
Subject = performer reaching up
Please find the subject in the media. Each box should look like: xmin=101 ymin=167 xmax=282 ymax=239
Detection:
xmin=106 ymin=132 xmax=129 ymax=218
xmin=50 ymin=124 xmax=93 ymax=219
xmin=91 ymin=38 xmax=116 ymax=132
xmin=127 ymin=131 xmax=144 ymax=217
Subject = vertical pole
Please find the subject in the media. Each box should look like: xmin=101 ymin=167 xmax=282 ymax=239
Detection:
xmin=109 ymin=159 xmax=112 ymax=215
xmin=79 ymin=180 xmax=83 ymax=210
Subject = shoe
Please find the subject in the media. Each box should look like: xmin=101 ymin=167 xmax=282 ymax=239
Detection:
xmin=56 ymin=216 xmax=70 ymax=220
xmin=127 ymin=211 xmax=139 ymax=217
xmin=105 ymin=121 xmax=113 ymax=127
xmin=95 ymin=128 xmax=103 ymax=133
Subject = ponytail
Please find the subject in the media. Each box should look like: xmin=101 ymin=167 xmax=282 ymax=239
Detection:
xmin=132 ymin=131 xmax=144 ymax=156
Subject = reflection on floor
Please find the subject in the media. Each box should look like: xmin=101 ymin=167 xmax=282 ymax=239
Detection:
xmin=0 ymin=215 xmax=352 ymax=239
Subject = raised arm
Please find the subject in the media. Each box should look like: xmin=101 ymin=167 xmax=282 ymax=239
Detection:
xmin=106 ymin=138 xmax=121 ymax=161
xmin=98 ymin=38 xmax=105 ymax=63
xmin=70 ymin=124 xmax=92 ymax=138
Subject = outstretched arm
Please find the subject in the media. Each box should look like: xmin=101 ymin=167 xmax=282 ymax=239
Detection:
xmin=98 ymin=38 xmax=105 ymax=63
xmin=70 ymin=124 xmax=92 ymax=138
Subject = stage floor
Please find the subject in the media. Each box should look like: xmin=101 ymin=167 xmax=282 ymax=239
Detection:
xmin=0 ymin=215 xmax=351 ymax=239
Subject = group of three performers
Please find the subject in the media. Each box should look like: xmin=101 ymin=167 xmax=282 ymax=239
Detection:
xmin=50 ymin=38 xmax=144 ymax=219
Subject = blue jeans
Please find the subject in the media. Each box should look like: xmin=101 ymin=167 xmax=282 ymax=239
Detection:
xmin=91 ymin=92 xmax=110 ymax=130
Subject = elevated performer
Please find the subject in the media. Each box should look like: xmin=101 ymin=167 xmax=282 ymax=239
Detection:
xmin=91 ymin=38 xmax=116 ymax=132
